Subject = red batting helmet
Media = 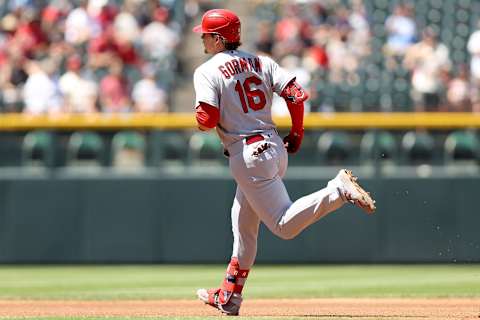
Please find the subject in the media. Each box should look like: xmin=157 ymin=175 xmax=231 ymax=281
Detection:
xmin=192 ymin=9 xmax=241 ymax=43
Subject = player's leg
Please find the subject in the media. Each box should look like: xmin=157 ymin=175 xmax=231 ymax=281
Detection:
xmin=233 ymin=170 xmax=343 ymax=239
xmin=197 ymin=187 xmax=259 ymax=316
xmin=231 ymin=186 xmax=260 ymax=269
xmin=276 ymin=168 xmax=376 ymax=231
xmin=229 ymin=135 xmax=374 ymax=240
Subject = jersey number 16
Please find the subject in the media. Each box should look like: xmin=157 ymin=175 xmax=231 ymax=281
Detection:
xmin=234 ymin=75 xmax=266 ymax=113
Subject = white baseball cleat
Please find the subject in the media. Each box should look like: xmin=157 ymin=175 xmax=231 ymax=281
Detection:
xmin=197 ymin=288 xmax=242 ymax=316
xmin=331 ymin=169 xmax=376 ymax=214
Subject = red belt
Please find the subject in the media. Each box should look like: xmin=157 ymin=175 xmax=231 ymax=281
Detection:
xmin=245 ymin=134 xmax=264 ymax=145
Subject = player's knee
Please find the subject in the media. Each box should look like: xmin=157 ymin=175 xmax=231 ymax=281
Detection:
xmin=274 ymin=227 xmax=300 ymax=240
xmin=278 ymin=232 xmax=297 ymax=240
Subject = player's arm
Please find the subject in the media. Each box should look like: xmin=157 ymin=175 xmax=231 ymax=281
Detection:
xmin=280 ymin=79 xmax=309 ymax=153
xmin=193 ymin=68 xmax=220 ymax=131
xmin=195 ymin=102 xmax=219 ymax=131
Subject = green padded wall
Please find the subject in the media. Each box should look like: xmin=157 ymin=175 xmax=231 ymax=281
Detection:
xmin=0 ymin=173 xmax=478 ymax=263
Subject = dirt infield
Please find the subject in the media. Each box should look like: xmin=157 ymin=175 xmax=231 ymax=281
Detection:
xmin=0 ymin=298 xmax=478 ymax=318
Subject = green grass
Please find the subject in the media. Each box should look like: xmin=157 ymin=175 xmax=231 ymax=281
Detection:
xmin=0 ymin=264 xmax=478 ymax=300
xmin=0 ymin=264 xmax=478 ymax=319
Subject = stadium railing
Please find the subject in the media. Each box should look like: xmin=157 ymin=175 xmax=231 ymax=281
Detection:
xmin=1 ymin=112 xmax=480 ymax=130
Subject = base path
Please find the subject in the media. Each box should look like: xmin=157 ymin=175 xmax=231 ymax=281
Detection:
xmin=0 ymin=298 xmax=479 ymax=319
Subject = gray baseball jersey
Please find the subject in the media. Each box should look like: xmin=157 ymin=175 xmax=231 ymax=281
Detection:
xmin=193 ymin=50 xmax=294 ymax=148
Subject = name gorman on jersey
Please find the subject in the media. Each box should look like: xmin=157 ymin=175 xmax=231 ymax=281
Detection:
xmin=218 ymin=57 xmax=262 ymax=79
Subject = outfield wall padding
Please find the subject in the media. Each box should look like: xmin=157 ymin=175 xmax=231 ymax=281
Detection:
xmin=0 ymin=173 xmax=478 ymax=263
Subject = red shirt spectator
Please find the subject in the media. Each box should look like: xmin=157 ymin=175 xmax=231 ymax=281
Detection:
xmin=14 ymin=19 xmax=48 ymax=56
xmin=99 ymin=60 xmax=131 ymax=113
xmin=94 ymin=4 xmax=117 ymax=30
xmin=89 ymin=27 xmax=140 ymax=66
xmin=275 ymin=16 xmax=302 ymax=43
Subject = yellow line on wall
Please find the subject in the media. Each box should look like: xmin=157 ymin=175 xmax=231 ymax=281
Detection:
xmin=0 ymin=113 xmax=479 ymax=130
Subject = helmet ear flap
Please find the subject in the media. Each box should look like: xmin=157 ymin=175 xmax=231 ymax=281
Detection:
xmin=214 ymin=33 xmax=227 ymax=45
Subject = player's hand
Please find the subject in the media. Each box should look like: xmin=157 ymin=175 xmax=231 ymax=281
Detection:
xmin=283 ymin=129 xmax=304 ymax=154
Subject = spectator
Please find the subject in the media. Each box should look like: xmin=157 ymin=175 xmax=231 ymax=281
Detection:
xmin=326 ymin=26 xmax=359 ymax=84
xmin=99 ymin=59 xmax=131 ymax=113
xmin=467 ymin=20 xmax=480 ymax=113
xmin=254 ymin=21 xmax=273 ymax=55
xmin=64 ymin=0 xmax=99 ymax=46
xmin=41 ymin=4 xmax=68 ymax=58
xmin=0 ymin=30 xmax=28 ymax=111
xmin=140 ymin=6 xmax=180 ymax=62
xmin=132 ymin=64 xmax=167 ymax=113
xmin=272 ymin=2 xmax=305 ymax=58
xmin=22 ymin=59 xmax=62 ymax=114
xmin=11 ymin=6 xmax=48 ymax=58
xmin=0 ymin=59 xmax=27 ymax=112
xmin=348 ymin=0 xmax=370 ymax=59
xmin=113 ymin=6 xmax=140 ymax=45
xmin=89 ymin=25 xmax=141 ymax=69
xmin=404 ymin=28 xmax=451 ymax=112
xmin=59 ymin=54 xmax=98 ymax=113
xmin=303 ymin=24 xmax=329 ymax=72
xmin=87 ymin=0 xmax=117 ymax=32
xmin=446 ymin=66 xmax=471 ymax=112
xmin=184 ymin=0 xmax=201 ymax=22
xmin=468 ymin=21 xmax=480 ymax=81
xmin=384 ymin=3 xmax=416 ymax=68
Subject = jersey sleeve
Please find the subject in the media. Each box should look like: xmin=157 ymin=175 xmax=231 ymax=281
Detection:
xmin=262 ymin=55 xmax=295 ymax=95
xmin=193 ymin=67 xmax=219 ymax=109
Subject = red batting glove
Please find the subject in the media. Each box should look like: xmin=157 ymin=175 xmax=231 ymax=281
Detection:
xmin=283 ymin=128 xmax=304 ymax=154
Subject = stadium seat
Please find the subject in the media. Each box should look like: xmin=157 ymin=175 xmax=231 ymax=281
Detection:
xmin=360 ymin=130 xmax=398 ymax=164
xmin=317 ymin=131 xmax=353 ymax=165
xmin=457 ymin=0 xmax=472 ymax=9
xmin=111 ymin=131 xmax=146 ymax=168
xmin=188 ymin=131 xmax=225 ymax=165
xmin=150 ymin=130 xmax=189 ymax=166
xmin=444 ymin=130 xmax=479 ymax=163
xmin=22 ymin=131 xmax=54 ymax=167
xmin=334 ymin=83 xmax=352 ymax=112
xmin=66 ymin=131 xmax=105 ymax=167
xmin=313 ymin=80 xmax=336 ymax=112
xmin=401 ymin=131 xmax=436 ymax=164
xmin=162 ymin=133 xmax=189 ymax=163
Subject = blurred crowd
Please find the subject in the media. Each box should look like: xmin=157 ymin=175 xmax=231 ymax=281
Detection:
xmin=254 ymin=0 xmax=480 ymax=113
xmin=2 ymin=0 xmax=480 ymax=114
xmin=0 ymin=0 xmax=193 ymax=114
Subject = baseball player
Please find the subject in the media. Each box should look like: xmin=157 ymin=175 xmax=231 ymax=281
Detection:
xmin=192 ymin=9 xmax=376 ymax=316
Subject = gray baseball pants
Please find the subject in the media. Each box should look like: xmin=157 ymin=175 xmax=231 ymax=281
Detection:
xmin=227 ymin=131 xmax=345 ymax=269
